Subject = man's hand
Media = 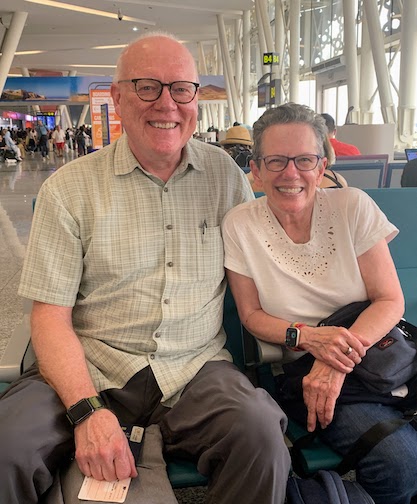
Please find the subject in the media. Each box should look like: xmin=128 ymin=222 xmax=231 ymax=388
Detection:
xmin=302 ymin=359 xmax=346 ymax=432
xmin=74 ymin=409 xmax=138 ymax=481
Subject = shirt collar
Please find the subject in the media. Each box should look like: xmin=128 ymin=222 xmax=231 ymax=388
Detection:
xmin=113 ymin=134 xmax=205 ymax=176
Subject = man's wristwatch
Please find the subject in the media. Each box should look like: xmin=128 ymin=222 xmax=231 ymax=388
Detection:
xmin=66 ymin=396 xmax=106 ymax=426
xmin=285 ymin=322 xmax=307 ymax=351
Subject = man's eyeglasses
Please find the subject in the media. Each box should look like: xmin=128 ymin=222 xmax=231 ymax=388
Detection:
xmin=258 ymin=154 xmax=322 ymax=172
xmin=117 ymin=78 xmax=200 ymax=104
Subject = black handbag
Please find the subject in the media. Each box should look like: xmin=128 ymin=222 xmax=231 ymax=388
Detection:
xmin=318 ymin=301 xmax=417 ymax=394
xmin=276 ymin=302 xmax=417 ymax=475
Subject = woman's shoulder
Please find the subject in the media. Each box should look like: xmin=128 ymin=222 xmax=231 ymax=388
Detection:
xmin=223 ymin=196 xmax=265 ymax=225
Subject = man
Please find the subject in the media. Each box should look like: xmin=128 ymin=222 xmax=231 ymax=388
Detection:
xmin=0 ymin=33 xmax=290 ymax=504
xmin=321 ymin=113 xmax=361 ymax=157
xmin=35 ymin=119 xmax=49 ymax=160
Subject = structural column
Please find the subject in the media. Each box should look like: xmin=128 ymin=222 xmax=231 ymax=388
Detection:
xmin=242 ymin=10 xmax=251 ymax=124
xmin=217 ymin=14 xmax=241 ymax=123
xmin=359 ymin=9 xmax=376 ymax=124
xmin=274 ymin=0 xmax=285 ymax=104
xmin=342 ymin=0 xmax=360 ymax=122
xmin=0 ymin=11 xmax=28 ymax=96
xmin=198 ymin=42 xmax=215 ymax=127
xmin=362 ymin=0 xmax=396 ymax=124
xmin=397 ymin=0 xmax=417 ymax=145
xmin=289 ymin=0 xmax=300 ymax=103
xmin=77 ymin=105 xmax=90 ymax=128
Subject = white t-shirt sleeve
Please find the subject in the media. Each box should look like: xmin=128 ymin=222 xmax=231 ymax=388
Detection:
xmin=222 ymin=202 xmax=254 ymax=278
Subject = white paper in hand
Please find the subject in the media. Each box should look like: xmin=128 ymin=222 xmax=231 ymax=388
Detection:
xmin=78 ymin=476 xmax=131 ymax=503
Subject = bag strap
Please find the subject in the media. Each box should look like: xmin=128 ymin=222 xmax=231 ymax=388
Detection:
xmin=336 ymin=410 xmax=417 ymax=475
xmin=322 ymin=169 xmax=344 ymax=188
xmin=291 ymin=410 xmax=417 ymax=476
xmin=397 ymin=319 xmax=417 ymax=344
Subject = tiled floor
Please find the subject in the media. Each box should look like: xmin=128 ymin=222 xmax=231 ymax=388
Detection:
xmin=0 ymin=151 xmax=71 ymax=357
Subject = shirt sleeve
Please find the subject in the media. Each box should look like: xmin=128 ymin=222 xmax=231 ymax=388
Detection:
xmin=347 ymin=188 xmax=398 ymax=257
xmin=222 ymin=205 xmax=253 ymax=278
xmin=18 ymin=182 xmax=83 ymax=306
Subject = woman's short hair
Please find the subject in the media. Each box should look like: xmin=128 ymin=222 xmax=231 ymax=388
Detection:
xmin=252 ymin=103 xmax=328 ymax=166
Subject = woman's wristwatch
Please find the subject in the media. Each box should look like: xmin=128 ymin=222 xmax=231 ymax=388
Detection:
xmin=285 ymin=322 xmax=307 ymax=351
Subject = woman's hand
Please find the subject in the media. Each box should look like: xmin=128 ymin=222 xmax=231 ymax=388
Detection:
xmin=302 ymin=359 xmax=346 ymax=432
xmin=299 ymin=325 xmax=368 ymax=373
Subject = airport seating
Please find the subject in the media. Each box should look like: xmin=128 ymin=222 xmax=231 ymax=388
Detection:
xmin=332 ymin=154 xmax=389 ymax=189
xmin=384 ymin=162 xmax=406 ymax=188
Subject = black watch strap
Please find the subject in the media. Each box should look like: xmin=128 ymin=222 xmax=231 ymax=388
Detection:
xmin=66 ymin=396 xmax=106 ymax=426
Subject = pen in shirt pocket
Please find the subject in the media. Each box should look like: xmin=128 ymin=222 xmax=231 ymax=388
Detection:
xmin=200 ymin=219 xmax=207 ymax=244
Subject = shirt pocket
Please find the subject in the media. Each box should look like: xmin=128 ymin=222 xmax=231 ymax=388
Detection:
xmin=179 ymin=226 xmax=224 ymax=282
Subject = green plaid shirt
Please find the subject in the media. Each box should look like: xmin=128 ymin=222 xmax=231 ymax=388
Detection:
xmin=19 ymin=134 xmax=253 ymax=406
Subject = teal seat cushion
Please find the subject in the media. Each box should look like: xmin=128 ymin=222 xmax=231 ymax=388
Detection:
xmin=166 ymin=458 xmax=208 ymax=488
xmin=286 ymin=419 xmax=343 ymax=477
xmin=0 ymin=382 xmax=10 ymax=394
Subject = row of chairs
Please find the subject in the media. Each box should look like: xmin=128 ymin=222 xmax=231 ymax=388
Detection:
xmin=1 ymin=187 xmax=417 ymax=490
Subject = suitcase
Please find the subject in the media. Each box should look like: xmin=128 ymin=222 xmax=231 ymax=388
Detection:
xmin=286 ymin=470 xmax=375 ymax=504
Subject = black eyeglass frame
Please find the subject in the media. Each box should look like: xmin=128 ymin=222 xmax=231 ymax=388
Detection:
xmin=117 ymin=78 xmax=200 ymax=104
xmin=257 ymin=154 xmax=323 ymax=172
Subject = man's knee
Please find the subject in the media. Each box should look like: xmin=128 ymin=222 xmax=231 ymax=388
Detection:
xmin=224 ymin=386 xmax=288 ymax=453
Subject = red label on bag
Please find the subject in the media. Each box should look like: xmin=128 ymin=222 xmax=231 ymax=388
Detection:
xmin=377 ymin=336 xmax=397 ymax=350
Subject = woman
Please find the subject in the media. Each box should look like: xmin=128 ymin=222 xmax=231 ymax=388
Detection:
xmin=221 ymin=103 xmax=417 ymax=504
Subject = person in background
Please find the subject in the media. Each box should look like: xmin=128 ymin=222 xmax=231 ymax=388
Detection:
xmin=400 ymin=158 xmax=417 ymax=187
xmin=27 ymin=128 xmax=37 ymax=155
xmin=220 ymin=124 xmax=253 ymax=168
xmin=222 ymin=102 xmax=417 ymax=504
xmin=0 ymin=32 xmax=290 ymax=504
xmin=321 ymin=113 xmax=361 ymax=157
xmin=35 ymin=120 xmax=49 ymax=160
xmin=3 ymin=128 xmax=22 ymax=161
xmin=52 ymin=124 xmax=66 ymax=157
xmin=75 ymin=125 xmax=87 ymax=156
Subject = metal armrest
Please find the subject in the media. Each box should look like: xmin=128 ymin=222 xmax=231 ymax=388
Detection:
xmin=0 ymin=313 xmax=35 ymax=382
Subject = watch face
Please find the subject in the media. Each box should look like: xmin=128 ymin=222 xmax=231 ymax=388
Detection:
xmin=286 ymin=327 xmax=299 ymax=347
xmin=68 ymin=400 xmax=94 ymax=424
xmin=67 ymin=397 xmax=106 ymax=425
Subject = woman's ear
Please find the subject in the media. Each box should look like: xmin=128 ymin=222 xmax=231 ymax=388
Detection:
xmin=249 ymin=159 xmax=264 ymax=192
xmin=316 ymin=156 xmax=327 ymax=186
xmin=250 ymin=158 xmax=261 ymax=182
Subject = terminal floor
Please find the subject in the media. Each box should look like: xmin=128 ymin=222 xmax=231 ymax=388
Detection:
xmin=0 ymin=151 xmax=208 ymax=503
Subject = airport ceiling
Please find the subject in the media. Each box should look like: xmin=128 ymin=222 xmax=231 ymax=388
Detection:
xmin=1 ymin=0 xmax=257 ymax=77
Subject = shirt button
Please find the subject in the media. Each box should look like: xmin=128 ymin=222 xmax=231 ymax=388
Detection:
xmin=155 ymin=332 xmax=161 ymax=338
xmin=164 ymin=299 xmax=170 ymax=304
xmin=167 ymin=261 xmax=174 ymax=267
xmin=166 ymin=224 xmax=173 ymax=230
xmin=150 ymin=354 xmax=155 ymax=360
xmin=163 ymin=187 xmax=168 ymax=193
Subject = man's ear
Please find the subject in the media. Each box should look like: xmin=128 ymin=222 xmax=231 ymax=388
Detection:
xmin=111 ymin=83 xmax=122 ymax=117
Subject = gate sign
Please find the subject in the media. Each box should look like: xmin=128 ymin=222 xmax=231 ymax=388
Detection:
xmin=263 ymin=52 xmax=279 ymax=65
